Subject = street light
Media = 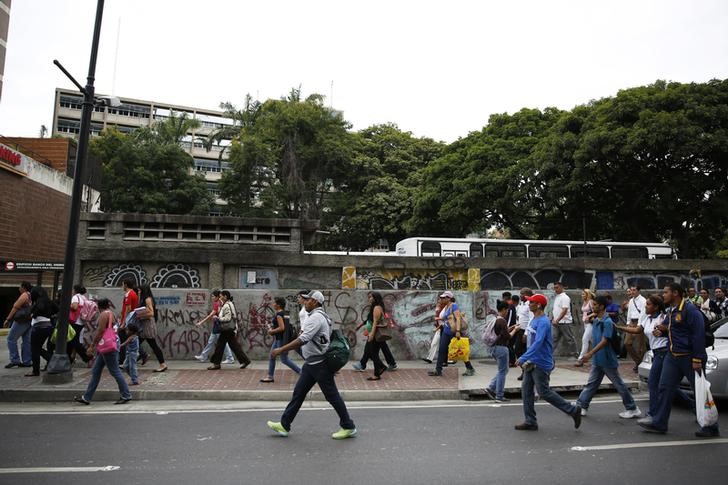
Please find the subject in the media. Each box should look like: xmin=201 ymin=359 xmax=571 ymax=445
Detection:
xmin=44 ymin=0 xmax=106 ymax=384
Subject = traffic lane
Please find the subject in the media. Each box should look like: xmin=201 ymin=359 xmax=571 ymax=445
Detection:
xmin=0 ymin=399 xmax=726 ymax=485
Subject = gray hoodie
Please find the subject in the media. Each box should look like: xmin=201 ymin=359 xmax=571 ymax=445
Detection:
xmin=298 ymin=307 xmax=331 ymax=364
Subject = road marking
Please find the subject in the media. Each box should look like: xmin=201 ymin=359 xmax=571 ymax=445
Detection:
xmin=0 ymin=466 xmax=120 ymax=474
xmin=571 ymin=439 xmax=728 ymax=451
xmin=0 ymin=396 xmax=649 ymax=415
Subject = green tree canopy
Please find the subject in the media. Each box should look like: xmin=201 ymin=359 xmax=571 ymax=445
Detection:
xmin=90 ymin=116 xmax=212 ymax=215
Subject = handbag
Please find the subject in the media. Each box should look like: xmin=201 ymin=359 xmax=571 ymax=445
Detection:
xmin=374 ymin=313 xmax=394 ymax=342
xmin=50 ymin=324 xmax=76 ymax=344
xmin=13 ymin=304 xmax=32 ymax=324
xmin=695 ymin=371 xmax=719 ymax=428
xmin=96 ymin=313 xmax=119 ymax=354
xmin=448 ymin=336 xmax=471 ymax=362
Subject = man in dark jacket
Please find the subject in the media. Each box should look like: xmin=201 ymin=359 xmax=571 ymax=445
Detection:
xmin=639 ymin=283 xmax=720 ymax=438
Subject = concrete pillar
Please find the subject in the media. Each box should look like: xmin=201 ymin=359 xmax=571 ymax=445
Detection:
xmin=209 ymin=261 xmax=224 ymax=289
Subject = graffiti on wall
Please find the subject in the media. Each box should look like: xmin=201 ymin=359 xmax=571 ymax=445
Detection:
xmin=357 ymin=270 xmax=469 ymax=291
xmin=481 ymin=269 xmax=594 ymax=291
xmin=83 ymin=263 xmax=204 ymax=288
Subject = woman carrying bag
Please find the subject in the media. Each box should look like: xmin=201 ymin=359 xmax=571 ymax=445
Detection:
xmin=208 ymin=291 xmax=251 ymax=370
xmin=74 ymin=298 xmax=132 ymax=405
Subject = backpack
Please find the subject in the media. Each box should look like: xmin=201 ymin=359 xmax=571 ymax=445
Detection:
xmin=283 ymin=315 xmax=299 ymax=344
xmin=598 ymin=318 xmax=622 ymax=356
xmin=325 ymin=328 xmax=351 ymax=372
xmin=481 ymin=315 xmax=499 ymax=347
xmin=78 ymin=296 xmax=99 ymax=324
xmin=313 ymin=309 xmax=350 ymax=372
xmin=681 ymin=301 xmax=714 ymax=348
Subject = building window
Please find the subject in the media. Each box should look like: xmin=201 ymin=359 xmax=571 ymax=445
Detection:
xmin=57 ymin=118 xmax=81 ymax=134
xmin=194 ymin=159 xmax=229 ymax=173
xmin=59 ymin=95 xmax=83 ymax=109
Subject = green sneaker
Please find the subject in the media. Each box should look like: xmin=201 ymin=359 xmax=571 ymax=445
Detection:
xmin=267 ymin=421 xmax=289 ymax=437
xmin=331 ymin=427 xmax=358 ymax=440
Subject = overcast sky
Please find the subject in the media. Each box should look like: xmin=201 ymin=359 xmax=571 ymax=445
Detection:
xmin=1 ymin=0 xmax=727 ymax=142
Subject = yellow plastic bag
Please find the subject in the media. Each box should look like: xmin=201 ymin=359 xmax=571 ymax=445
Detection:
xmin=448 ymin=337 xmax=470 ymax=362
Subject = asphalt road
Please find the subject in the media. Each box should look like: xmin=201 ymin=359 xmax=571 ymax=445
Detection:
xmin=0 ymin=395 xmax=726 ymax=485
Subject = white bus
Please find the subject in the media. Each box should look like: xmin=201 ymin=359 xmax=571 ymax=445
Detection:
xmin=394 ymin=238 xmax=675 ymax=259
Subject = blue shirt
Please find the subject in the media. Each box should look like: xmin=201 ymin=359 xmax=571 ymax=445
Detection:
xmin=126 ymin=335 xmax=139 ymax=353
xmin=591 ymin=315 xmax=618 ymax=368
xmin=517 ymin=314 xmax=554 ymax=372
xmin=441 ymin=303 xmax=460 ymax=337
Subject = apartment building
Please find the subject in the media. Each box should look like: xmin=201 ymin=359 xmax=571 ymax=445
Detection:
xmin=51 ymin=88 xmax=234 ymax=214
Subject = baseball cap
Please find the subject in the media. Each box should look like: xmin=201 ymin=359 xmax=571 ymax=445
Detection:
xmin=301 ymin=290 xmax=325 ymax=304
xmin=525 ymin=294 xmax=548 ymax=307
xmin=439 ymin=291 xmax=454 ymax=299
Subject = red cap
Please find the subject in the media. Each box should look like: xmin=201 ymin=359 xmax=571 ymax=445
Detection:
xmin=525 ymin=294 xmax=548 ymax=307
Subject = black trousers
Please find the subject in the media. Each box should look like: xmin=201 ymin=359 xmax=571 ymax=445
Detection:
xmin=360 ymin=340 xmax=396 ymax=367
xmin=69 ymin=322 xmax=91 ymax=363
xmin=363 ymin=340 xmax=387 ymax=376
xmin=31 ymin=325 xmax=53 ymax=374
xmin=210 ymin=328 xmax=250 ymax=365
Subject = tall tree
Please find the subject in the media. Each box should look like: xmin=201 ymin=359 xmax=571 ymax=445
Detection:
xmin=90 ymin=123 xmax=212 ymax=215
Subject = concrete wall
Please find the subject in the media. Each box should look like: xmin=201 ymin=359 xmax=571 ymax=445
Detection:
xmin=90 ymin=287 xmax=584 ymax=361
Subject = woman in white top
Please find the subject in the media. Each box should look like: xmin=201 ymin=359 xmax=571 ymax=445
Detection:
xmin=617 ymin=293 xmax=674 ymax=422
xmin=575 ymin=289 xmax=595 ymax=366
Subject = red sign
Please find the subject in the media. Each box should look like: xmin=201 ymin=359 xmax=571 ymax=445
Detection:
xmin=0 ymin=145 xmax=22 ymax=167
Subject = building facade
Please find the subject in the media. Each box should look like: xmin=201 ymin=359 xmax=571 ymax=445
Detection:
xmin=51 ymin=88 xmax=234 ymax=214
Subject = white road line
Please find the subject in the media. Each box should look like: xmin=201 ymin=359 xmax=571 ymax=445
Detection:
xmin=571 ymin=439 xmax=728 ymax=452
xmin=0 ymin=466 xmax=120 ymax=474
xmin=0 ymin=397 xmax=649 ymax=416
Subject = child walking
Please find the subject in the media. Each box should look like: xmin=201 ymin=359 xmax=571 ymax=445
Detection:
xmin=122 ymin=324 xmax=140 ymax=385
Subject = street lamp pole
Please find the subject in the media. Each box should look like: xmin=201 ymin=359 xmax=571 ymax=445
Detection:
xmin=45 ymin=0 xmax=105 ymax=383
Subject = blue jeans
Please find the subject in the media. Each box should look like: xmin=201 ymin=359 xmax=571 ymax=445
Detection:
xmin=83 ymin=350 xmax=131 ymax=402
xmin=436 ymin=333 xmax=473 ymax=373
xmin=487 ymin=345 xmax=510 ymax=399
xmin=280 ymin=361 xmax=355 ymax=432
xmin=7 ymin=320 xmax=32 ymax=365
xmin=268 ymin=339 xmax=301 ymax=377
xmin=577 ymin=364 xmax=637 ymax=411
xmin=652 ymin=353 xmax=719 ymax=434
xmin=123 ymin=350 xmax=139 ymax=384
xmin=522 ymin=366 xmax=577 ymax=425
xmin=199 ymin=332 xmax=233 ymax=361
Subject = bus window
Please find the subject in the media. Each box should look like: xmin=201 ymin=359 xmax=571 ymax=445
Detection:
xmin=469 ymin=243 xmax=484 ymax=258
xmin=570 ymin=246 xmax=609 ymax=258
xmin=420 ymin=241 xmax=442 ymax=257
xmin=456 ymin=251 xmax=468 ymax=257
xmin=611 ymin=246 xmax=648 ymax=259
xmin=528 ymin=245 xmax=569 ymax=258
xmin=484 ymin=244 xmax=527 ymax=258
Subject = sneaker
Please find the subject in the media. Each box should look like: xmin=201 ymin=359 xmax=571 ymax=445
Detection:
xmin=572 ymin=405 xmax=582 ymax=429
xmin=387 ymin=364 xmax=398 ymax=371
xmin=695 ymin=428 xmax=720 ymax=438
xmin=421 ymin=358 xmax=432 ymax=364
xmin=581 ymin=407 xmax=587 ymax=417
xmin=194 ymin=355 xmax=206 ymax=362
xmin=267 ymin=421 xmax=289 ymax=437
xmin=331 ymin=428 xmax=357 ymax=439
xmin=637 ymin=416 xmax=653 ymax=426
xmin=427 ymin=370 xmax=442 ymax=376
xmin=447 ymin=360 xmax=456 ymax=365
xmin=222 ymin=358 xmax=234 ymax=364
xmin=484 ymin=387 xmax=496 ymax=400
xmin=352 ymin=362 xmax=365 ymax=372
xmin=462 ymin=368 xmax=475 ymax=376
xmin=638 ymin=422 xmax=666 ymax=434
xmin=514 ymin=422 xmax=538 ymax=431
xmin=619 ymin=407 xmax=642 ymax=419
xmin=494 ymin=397 xmax=510 ymax=403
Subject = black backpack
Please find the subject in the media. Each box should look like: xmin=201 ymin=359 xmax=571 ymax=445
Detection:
xmin=680 ymin=301 xmax=714 ymax=349
xmin=598 ymin=319 xmax=622 ymax=356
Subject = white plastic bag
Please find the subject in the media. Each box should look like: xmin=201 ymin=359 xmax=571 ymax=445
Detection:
xmin=695 ymin=371 xmax=719 ymax=428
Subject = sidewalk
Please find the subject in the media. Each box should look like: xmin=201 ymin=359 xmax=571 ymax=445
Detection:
xmin=0 ymin=344 xmax=640 ymax=403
